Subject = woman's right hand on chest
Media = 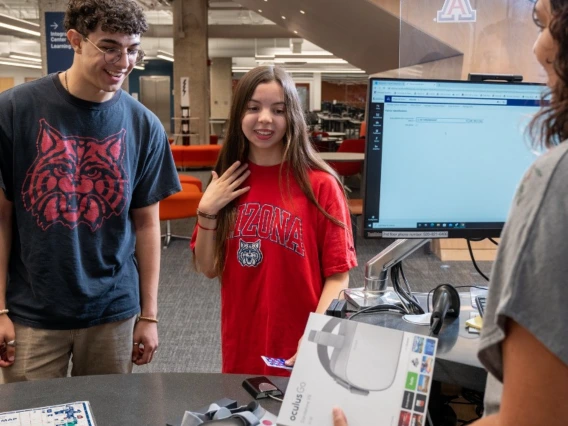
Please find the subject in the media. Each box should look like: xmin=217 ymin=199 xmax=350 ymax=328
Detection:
xmin=198 ymin=161 xmax=251 ymax=215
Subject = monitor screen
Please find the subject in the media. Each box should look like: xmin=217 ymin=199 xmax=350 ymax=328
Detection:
xmin=363 ymin=78 xmax=547 ymax=239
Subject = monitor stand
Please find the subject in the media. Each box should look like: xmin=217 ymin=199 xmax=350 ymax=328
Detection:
xmin=344 ymin=238 xmax=431 ymax=310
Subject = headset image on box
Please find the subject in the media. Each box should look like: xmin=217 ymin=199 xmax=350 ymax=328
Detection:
xmin=308 ymin=317 xmax=403 ymax=396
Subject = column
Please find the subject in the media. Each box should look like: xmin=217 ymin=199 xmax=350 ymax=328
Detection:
xmin=173 ymin=0 xmax=210 ymax=145
xmin=312 ymin=72 xmax=322 ymax=111
xmin=210 ymin=58 xmax=232 ymax=138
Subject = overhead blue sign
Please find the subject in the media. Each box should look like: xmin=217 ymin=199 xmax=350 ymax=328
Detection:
xmin=45 ymin=11 xmax=73 ymax=74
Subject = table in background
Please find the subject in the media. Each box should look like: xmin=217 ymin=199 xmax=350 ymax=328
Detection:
xmin=326 ymin=131 xmax=346 ymax=138
xmin=317 ymin=152 xmax=365 ymax=162
xmin=319 ymin=137 xmax=342 ymax=151
xmin=320 ymin=116 xmax=350 ymax=133
xmin=0 ymin=373 xmax=286 ymax=426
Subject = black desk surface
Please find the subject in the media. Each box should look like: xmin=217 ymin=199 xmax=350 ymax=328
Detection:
xmin=0 ymin=293 xmax=485 ymax=423
xmin=0 ymin=373 xmax=287 ymax=425
xmin=351 ymin=291 xmax=486 ymax=392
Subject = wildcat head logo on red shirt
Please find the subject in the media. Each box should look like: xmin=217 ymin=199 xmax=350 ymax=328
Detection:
xmin=22 ymin=119 xmax=129 ymax=231
xmin=237 ymin=239 xmax=263 ymax=267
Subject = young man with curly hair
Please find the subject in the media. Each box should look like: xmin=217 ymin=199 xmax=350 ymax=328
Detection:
xmin=0 ymin=0 xmax=181 ymax=383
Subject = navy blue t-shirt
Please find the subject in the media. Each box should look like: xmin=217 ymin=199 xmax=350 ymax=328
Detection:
xmin=0 ymin=73 xmax=181 ymax=329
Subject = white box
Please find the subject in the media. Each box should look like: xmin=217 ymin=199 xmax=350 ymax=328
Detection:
xmin=277 ymin=313 xmax=438 ymax=426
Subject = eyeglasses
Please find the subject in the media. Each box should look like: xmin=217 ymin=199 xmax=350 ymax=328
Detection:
xmin=83 ymin=37 xmax=145 ymax=65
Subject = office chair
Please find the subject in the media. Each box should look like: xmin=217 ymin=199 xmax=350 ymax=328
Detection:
xmin=328 ymin=138 xmax=366 ymax=181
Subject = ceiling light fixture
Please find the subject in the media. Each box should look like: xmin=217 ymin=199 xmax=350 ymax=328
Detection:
xmin=0 ymin=60 xmax=41 ymax=69
xmin=300 ymin=10 xmax=306 ymax=14
xmin=233 ymin=66 xmax=365 ymax=74
xmin=156 ymin=50 xmax=174 ymax=62
xmin=157 ymin=54 xmax=174 ymax=62
xmin=281 ymin=16 xmax=286 ymax=19
xmin=0 ymin=13 xmax=40 ymax=37
xmin=9 ymin=53 xmax=42 ymax=63
xmin=273 ymin=58 xmax=348 ymax=64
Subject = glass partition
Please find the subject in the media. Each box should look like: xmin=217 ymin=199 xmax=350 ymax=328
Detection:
xmin=384 ymin=0 xmax=546 ymax=82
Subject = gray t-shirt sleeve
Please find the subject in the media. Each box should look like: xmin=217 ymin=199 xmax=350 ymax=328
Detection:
xmin=478 ymin=144 xmax=568 ymax=413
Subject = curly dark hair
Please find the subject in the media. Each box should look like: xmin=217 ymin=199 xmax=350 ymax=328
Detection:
xmin=64 ymin=0 xmax=148 ymax=36
xmin=529 ymin=0 xmax=568 ymax=149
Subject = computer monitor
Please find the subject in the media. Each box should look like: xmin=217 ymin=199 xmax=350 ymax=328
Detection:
xmin=345 ymin=78 xmax=547 ymax=310
xmin=363 ymin=77 xmax=547 ymax=240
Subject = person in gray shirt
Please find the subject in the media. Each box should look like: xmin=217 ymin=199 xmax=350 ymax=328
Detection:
xmin=333 ymin=0 xmax=568 ymax=425
xmin=476 ymin=0 xmax=568 ymax=424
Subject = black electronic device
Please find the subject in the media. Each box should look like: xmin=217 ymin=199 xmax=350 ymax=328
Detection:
xmin=468 ymin=73 xmax=523 ymax=82
xmin=475 ymin=295 xmax=487 ymax=318
xmin=362 ymin=78 xmax=547 ymax=240
xmin=430 ymin=284 xmax=461 ymax=335
xmin=326 ymin=299 xmax=339 ymax=316
xmin=242 ymin=376 xmax=283 ymax=400
xmin=325 ymin=299 xmax=348 ymax=318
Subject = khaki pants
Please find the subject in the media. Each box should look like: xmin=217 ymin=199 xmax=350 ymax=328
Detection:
xmin=0 ymin=316 xmax=136 ymax=383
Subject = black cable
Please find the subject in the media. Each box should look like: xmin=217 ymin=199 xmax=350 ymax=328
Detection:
xmin=488 ymin=238 xmax=499 ymax=246
xmin=466 ymin=238 xmax=490 ymax=281
xmin=348 ymin=304 xmax=406 ymax=320
xmin=399 ymin=263 xmax=421 ymax=305
xmin=391 ymin=265 xmax=411 ymax=313
xmin=391 ymin=263 xmax=424 ymax=315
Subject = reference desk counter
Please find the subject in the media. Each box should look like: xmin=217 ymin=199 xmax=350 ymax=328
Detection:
xmin=350 ymin=291 xmax=486 ymax=392
xmin=0 ymin=373 xmax=286 ymax=425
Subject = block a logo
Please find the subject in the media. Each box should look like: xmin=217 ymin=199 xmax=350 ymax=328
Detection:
xmin=437 ymin=0 xmax=477 ymax=23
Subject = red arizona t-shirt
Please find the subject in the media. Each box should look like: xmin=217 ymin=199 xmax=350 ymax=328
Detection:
xmin=192 ymin=162 xmax=357 ymax=375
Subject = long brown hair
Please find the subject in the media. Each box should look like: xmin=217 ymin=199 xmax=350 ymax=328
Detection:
xmin=529 ymin=0 xmax=568 ymax=149
xmin=211 ymin=65 xmax=347 ymax=277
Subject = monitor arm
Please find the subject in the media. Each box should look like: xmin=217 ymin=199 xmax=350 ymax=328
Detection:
xmin=364 ymin=239 xmax=431 ymax=293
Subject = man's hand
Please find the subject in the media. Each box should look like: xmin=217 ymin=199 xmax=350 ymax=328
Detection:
xmin=333 ymin=408 xmax=348 ymax=426
xmin=0 ymin=315 xmax=16 ymax=367
xmin=131 ymin=320 xmax=159 ymax=365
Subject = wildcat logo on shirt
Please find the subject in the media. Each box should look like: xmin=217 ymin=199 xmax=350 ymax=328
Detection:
xmin=230 ymin=202 xmax=305 ymax=257
xmin=237 ymin=239 xmax=263 ymax=267
xmin=21 ymin=119 xmax=129 ymax=231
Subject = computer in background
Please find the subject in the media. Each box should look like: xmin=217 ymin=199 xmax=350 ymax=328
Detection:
xmin=346 ymin=77 xmax=547 ymax=309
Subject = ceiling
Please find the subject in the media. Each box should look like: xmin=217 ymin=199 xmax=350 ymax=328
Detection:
xmin=0 ymin=0 xmax=461 ymax=83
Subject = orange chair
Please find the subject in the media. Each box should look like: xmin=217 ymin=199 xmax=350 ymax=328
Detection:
xmin=170 ymin=145 xmax=222 ymax=169
xmin=159 ymin=182 xmax=202 ymax=248
xmin=178 ymin=174 xmax=203 ymax=191
xmin=328 ymin=139 xmax=366 ymax=180
xmin=210 ymin=134 xmax=219 ymax=145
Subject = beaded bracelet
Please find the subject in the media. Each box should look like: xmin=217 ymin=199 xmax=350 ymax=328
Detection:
xmin=196 ymin=209 xmax=218 ymax=220
xmin=0 ymin=309 xmax=9 ymax=315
